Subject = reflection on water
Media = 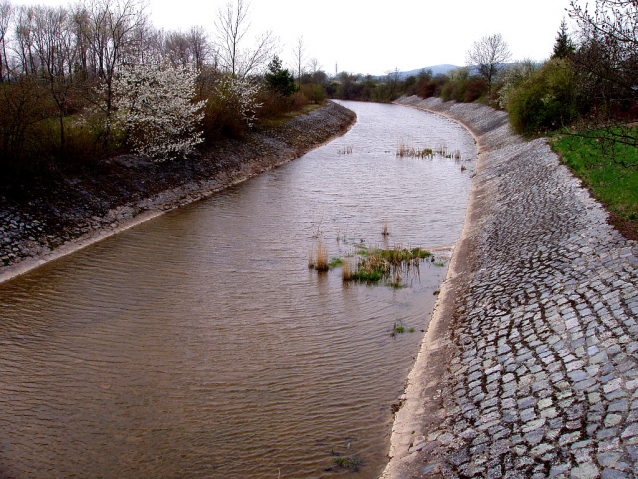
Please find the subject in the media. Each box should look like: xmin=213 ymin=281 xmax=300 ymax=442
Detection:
xmin=0 ymin=101 xmax=475 ymax=478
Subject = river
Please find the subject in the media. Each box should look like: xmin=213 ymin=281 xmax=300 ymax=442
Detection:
xmin=0 ymin=101 xmax=476 ymax=478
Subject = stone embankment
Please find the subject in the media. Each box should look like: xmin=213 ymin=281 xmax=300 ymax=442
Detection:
xmin=384 ymin=96 xmax=638 ymax=479
xmin=0 ymin=101 xmax=356 ymax=283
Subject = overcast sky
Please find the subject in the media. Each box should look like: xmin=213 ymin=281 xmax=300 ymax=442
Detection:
xmin=11 ymin=0 xmax=575 ymax=75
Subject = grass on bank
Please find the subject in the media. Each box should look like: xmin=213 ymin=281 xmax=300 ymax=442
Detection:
xmin=257 ymin=102 xmax=326 ymax=129
xmin=550 ymin=129 xmax=638 ymax=238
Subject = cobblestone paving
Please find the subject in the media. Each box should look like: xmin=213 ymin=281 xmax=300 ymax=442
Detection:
xmin=389 ymin=97 xmax=638 ymax=479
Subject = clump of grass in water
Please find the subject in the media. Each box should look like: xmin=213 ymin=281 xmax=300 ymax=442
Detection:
xmin=396 ymin=140 xmax=435 ymax=159
xmin=333 ymin=457 xmax=363 ymax=470
xmin=342 ymin=244 xmax=434 ymax=286
xmin=341 ymin=257 xmax=354 ymax=281
xmin=308 ymin=242 xmax=329 ymax=271
xmin=337 ymin=145 xmax=353 ymax=155
xmin=328 ymin=256 xmax=343 ymax=268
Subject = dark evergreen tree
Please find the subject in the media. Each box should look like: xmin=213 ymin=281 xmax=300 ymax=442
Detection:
xmin=552 ymin=19 xmax=576 ymax=59
xmin=264 ymin=56 xmax=297 ymax=97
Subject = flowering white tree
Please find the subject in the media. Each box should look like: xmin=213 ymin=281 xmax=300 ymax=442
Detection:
xmin=112 ymin=63 xmax=206 ymax=161
xmin=213 ymin=75 xmax=261 ymax=128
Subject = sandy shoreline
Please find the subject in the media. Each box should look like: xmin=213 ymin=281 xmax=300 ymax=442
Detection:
xmin=0 ymin=102 xmax=356 ymax=285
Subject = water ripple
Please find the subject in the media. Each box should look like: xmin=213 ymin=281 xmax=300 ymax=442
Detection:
xmin=0 ymin=101 xmax=475 ymax=478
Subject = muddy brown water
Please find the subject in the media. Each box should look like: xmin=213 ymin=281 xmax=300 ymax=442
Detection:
xmin=0 ymin=101 xmax=476 ymax=478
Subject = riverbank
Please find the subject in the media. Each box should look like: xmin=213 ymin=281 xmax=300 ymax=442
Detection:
xmin=384 ymin=96 xmax=638 ymax=478
xmin=0 ymin=101 xmax=356 ymax=284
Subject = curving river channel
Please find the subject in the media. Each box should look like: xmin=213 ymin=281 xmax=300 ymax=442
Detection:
xmin=0 ymin=101 xmax=476 ymax=479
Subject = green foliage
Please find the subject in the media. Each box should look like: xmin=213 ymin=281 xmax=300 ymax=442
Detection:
xmin=551 ymin=130 xmax=638 ymax=231
xmin=552 ymin=19 xmax=575 ymax=59
xmin=497 ymin=60 xmax=539 ymax=109
xmin=300 ymin=83 xmax=326 ymax=104
xmin=333 ymin=457 xmax=362 ymax=469
xmin=342 ymin=245 xmax=433 ymax=287
xmin=506 ymin=59 xmax=578 ymax=136
xmin=328 ymin=257 xmax=343 ymax=268
xmin=264 ymin=56 xmax=297 ymax=97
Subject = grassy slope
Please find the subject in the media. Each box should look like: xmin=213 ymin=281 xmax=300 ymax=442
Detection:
xmin=550 ymin=131 xmax=638 ymax=240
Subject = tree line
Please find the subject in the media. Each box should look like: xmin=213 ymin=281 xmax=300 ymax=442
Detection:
xmin=329 ymin=0 xmax=637 ymax=171
xmin=0 ymin=0 xmax=328 ymax=176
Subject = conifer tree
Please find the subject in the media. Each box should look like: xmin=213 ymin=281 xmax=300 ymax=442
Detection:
xmin=552 ymin=19 xmax=575 ymax=59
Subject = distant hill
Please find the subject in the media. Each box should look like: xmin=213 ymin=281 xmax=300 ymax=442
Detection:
xmin=398 ymin=64 xmax=460 ymax=78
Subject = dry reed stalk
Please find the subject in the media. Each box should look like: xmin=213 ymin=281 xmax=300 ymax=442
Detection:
xmin=342 ymin=257 xmax=353 ymax=280
xmin=314 ymin=242 xmax=329 ymax=271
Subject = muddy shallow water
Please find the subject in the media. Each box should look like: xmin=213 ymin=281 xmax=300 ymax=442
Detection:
xmin=0 ymin=101 xmax=475 ymax=478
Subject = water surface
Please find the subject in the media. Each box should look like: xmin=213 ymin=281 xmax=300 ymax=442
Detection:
xmin=0 ymin=101 xmax=476 ymax=478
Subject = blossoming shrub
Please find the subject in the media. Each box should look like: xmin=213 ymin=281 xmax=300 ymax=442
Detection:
xmin=200 ymin=75 xmax=261 ymax=140
xmin=113 ymin=64 xmax=206 ymax=161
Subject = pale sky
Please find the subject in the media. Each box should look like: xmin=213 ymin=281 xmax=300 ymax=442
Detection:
xmin=10 ymin=0 xmax=575 ymax=75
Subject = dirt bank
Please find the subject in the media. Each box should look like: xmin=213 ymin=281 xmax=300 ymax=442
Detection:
xmin=384 ymin=96 xmax=638 ymax=478
xmin=0 ymin=101 xmax=356 ymax=283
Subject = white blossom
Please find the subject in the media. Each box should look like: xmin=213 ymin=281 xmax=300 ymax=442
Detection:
xmin=112 ymin=63 xmax=206 ymax=161
xmin=214 ymin=75 xmax=262 ymax=129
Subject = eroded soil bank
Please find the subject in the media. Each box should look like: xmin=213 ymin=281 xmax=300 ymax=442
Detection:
xmin=0 ymin=101 xmax=356 ymax=283
xmin=384 ymin=96 xmax=638 ymax=478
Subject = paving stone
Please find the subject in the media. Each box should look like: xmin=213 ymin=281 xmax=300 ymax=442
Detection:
xmin=387 ymin=97 xmax=638 ymax=479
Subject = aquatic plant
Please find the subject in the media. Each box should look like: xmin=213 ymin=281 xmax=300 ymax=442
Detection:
xmin=332 ymin=456 xmax=363 ymax=469
xmin=341 ymin=244 xmax=434 ymax=287
xmin=337 ymin=145 xmax=353 ymax=155
xmin=396 ymin=139 xmax=434 ymax=159
xmin=308 ymin=242 xmax=329 ymax=271
xmin=328 ymin=256 xmax=343 ymax=268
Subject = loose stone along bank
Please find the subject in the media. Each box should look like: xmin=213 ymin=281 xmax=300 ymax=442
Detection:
xmin=384 ymin=96 xmax=638 ymax=479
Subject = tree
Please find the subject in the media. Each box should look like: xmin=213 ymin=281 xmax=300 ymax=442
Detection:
xmin=30 ymin=5 xmax=78 ymax=157
xmin=568 ymin=0 xmax=638 ymax=170
xmin=552 ymin=19 xmax=575 ymax=59
xmin=497 ymin=60 xmax=539 ymax=109
xmin=74 ymin=0 xmax=148 ymax=147
xmin=112 ymin=63 xmax=206 ymax=161
xmin=466 ymin=33 xmax=511 ymax=97
xmin=164 ymin=26 xmax=214 ymax=70
xmin=292 ymin=35 xmax=305 ymax=88
xmin=264 ymin=55 xmax=295 ymax=96
xmin=214 ymin=0 xmax=277 ymax=78
xmin=0 ymin=0 xmax=12 ymax=82
xmin=506 ymin=58 xmax=578 ymax=135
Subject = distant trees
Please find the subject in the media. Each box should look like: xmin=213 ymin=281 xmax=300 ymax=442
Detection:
xmin=466 ymin=34 xmax=511 ymax=97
